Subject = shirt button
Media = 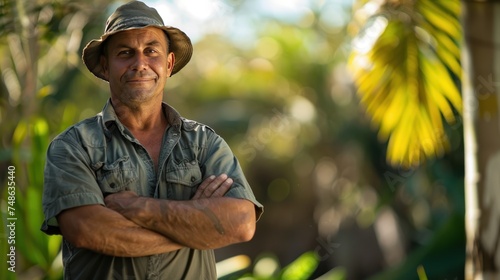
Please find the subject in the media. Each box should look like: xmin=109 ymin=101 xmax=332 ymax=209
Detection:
xmin=191 ymin=176 xmax=196 ymax=182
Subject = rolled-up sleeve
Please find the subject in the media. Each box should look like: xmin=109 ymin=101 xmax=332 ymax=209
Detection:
xmin=201 ymin=132 xmax=264 ymax=221
xmin=41 ymin=137 xmax=104 ymax=235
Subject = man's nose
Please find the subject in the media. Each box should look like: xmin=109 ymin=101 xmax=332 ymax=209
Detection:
xmin=131 ymin=53 xmax=148 ymax=70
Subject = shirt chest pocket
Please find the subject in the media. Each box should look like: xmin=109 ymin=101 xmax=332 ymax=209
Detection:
xmin=94 ymin=156 xmax=138 ymax=195
xmin=164 ymin=162 xmax=202 ymax=200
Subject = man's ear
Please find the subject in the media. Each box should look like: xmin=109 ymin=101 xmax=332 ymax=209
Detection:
xmin=100 ymin=55 xmax=109 ymax=80
xmin=168 ymin=52 xmax=176 ymax=77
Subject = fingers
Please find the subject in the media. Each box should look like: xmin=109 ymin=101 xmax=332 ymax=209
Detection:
xmin=211 ymin=176 xmax=232 ymax=197
xmin=104 ymin=191 xmax=138 ymax=210
xmin=192 ymin=174 xmax=233 ymax=199
xmin=197 ymin=175 xmax=217 ymax=193
xmin=192 ymin=175 xmax=216 ymax=199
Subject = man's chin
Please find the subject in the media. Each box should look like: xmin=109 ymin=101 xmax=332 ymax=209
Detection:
xmin=117 ymin=92 xmax=158 ymax=107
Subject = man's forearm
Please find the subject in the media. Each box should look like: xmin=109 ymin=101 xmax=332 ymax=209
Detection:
xmin=58 ymin=204 xmax=183 ymax=257
xmin=117 ymin=196 xmax=256 ymax=250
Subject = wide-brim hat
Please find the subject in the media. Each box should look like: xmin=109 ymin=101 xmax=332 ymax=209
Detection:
xmin=82 ymin=1 xmax=192 ymax=81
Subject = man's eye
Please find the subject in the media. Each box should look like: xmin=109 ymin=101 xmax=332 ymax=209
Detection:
xmin=118 ymin=50 xmax=132 ymax=56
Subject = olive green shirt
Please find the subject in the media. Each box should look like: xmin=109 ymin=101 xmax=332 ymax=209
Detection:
xmin=41 ymin=100 xmax=263 ymax=280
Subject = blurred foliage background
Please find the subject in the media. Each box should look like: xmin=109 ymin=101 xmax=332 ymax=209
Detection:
xmin=0 ymin=0 xmax=465 ymax=279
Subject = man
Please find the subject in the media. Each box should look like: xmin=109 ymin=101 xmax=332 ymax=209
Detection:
xmin=41 ymin=1 xmax=263 ymax=279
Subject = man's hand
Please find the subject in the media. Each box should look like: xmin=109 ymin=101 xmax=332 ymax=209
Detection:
xmin=104 ymin=190 xmax=141 ymax=215
xmin=192 ymin=174 xmax=233 ymax=199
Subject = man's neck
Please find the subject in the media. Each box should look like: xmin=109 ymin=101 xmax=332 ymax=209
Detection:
xmin=111 ymin=99 xmax=168 ymax=169
xmin=112 ymin=99 xmax=167 ymax=132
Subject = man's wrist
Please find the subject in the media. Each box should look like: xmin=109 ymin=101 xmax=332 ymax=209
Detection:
xmin=129 ymin=196 xmax=161 ymax=228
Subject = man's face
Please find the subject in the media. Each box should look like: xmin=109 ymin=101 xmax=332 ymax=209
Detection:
xmin=101 ymin=27 xmax=174 ymax=108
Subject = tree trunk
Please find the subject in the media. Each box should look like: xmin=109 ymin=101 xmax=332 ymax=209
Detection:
xmin=463 ymin=1 xmax=500 ymax=279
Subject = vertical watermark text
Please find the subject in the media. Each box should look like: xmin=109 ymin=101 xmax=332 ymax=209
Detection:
xmin=5 ymin=166 xmax=16 ymax=273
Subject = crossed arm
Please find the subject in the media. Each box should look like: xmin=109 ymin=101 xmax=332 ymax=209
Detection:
xmin=57 ymin=174 xmax=256 ymax=257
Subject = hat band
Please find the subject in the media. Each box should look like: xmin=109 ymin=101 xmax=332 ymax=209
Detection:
xmin=106 ymin=16 xmax=164 ymax=33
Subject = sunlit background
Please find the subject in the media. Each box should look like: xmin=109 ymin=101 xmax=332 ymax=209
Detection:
xmin=0 ymin=0 xmax=466 ymax=279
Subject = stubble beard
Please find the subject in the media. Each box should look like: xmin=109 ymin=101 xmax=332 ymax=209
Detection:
xmin=117 ymin=76 xmax=164 ymax=109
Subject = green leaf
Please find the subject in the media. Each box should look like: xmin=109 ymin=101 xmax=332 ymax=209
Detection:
xmin=368 ymin=213 xmax=465 ymax=280
xmin=280 ymin=252 xmax=319 ymax=280
xmin=348 ymin=0 xmax=462 ymax=167
xmin=418 ymin=0 xmax=461 ymax=39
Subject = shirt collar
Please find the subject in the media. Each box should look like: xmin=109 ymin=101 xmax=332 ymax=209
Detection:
xmin=100 ymin=99 xmax=182 ymax=133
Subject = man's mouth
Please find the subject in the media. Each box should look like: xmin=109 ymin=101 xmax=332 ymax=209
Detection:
xmin=127 ymin=78 xmax=154 ymax=82
xmin=125 ymin=72 xmax=157 ymax=83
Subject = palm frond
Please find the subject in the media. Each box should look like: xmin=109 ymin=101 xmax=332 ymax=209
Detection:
xmin=348 ymin=0 xmax=462 ymax=167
